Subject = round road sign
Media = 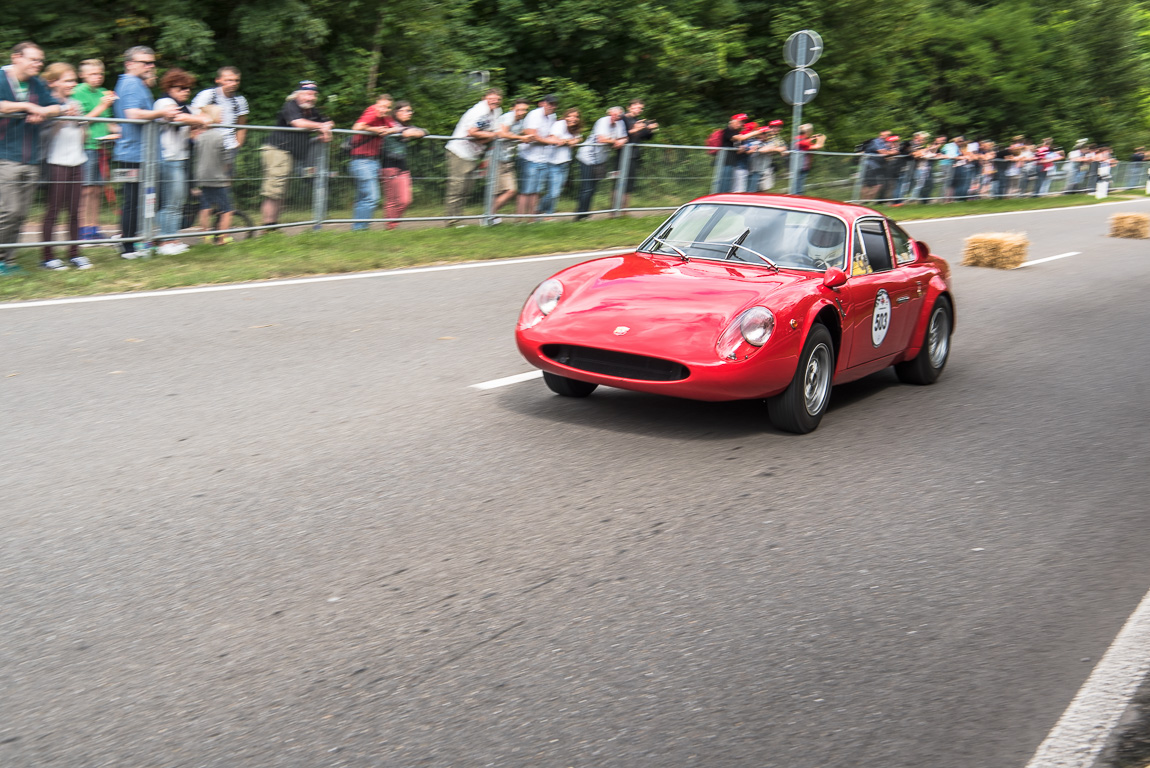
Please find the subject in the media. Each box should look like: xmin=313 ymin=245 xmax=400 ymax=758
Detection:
xmin=784 ymin=30 xmax=824 ymax=68
xmin=781 ymin=67 xmax=820 ymax=106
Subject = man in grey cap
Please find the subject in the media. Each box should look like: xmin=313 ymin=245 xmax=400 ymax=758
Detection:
xmin=517 ymin=94 xmax=558 ymax=218
xmin=575 ymin=106 xmax=628 ymax=220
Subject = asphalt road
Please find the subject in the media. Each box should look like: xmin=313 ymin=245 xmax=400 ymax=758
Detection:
xmin=2 ymin=200 xmax=1149 ymax=767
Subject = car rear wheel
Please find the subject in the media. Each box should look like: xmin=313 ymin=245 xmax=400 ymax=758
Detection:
xmin=767 ymin=324 xmax=834 ymax=434
xmin=895 ymin=296 xmax=952 ymax=385
xmin=542 ymin=371 xmax=599 ymax=398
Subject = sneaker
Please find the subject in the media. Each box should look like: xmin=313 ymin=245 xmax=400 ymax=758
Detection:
xmin=0 ymin=262 xmax=24 ymax=276
xmin=42 ymin=258 xmax=69 ymax=271
xmin=490 ymin=217 xmax=502 ymax=225
xmin=70 ymin=256 xmax=93 ymax=270
xmin=215 ymin=236 xmax=234 ymax=246
xmin=156 ymin=242 xmax=185 ymax=256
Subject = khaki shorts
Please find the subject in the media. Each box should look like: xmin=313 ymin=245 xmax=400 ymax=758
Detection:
xmin=260 ymin=146 xmax=293 ymax=200
xmin=497 ymin=160 xmax=517 ymax=195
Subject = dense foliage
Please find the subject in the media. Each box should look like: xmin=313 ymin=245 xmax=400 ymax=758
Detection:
xmin=4 ymin=0 xmax=1149 ymax=151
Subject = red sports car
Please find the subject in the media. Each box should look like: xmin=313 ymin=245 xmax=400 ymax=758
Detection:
xmin=516 ymin=193 xmax=954 ymax=433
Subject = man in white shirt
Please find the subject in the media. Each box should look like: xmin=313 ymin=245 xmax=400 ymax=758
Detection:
xmin=575 ymin=106 xmax=627 ymax=220
xmin=444 ymin=88 xmax=502 ymax=226
xmin=191 ymin=66 xmax=249 ymax=170
xmin=516 ymin=94 xmax=558 ymax=218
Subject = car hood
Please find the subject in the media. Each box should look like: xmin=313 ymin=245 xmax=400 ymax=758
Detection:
xmin=541 ymin=252 xmax=813 ymax=357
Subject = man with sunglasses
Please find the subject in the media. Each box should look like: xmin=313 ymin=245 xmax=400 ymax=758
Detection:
xmin=0 ymin=41 xmax=63 ymax=274
xmin=113 ymin=46 xmax=179 ymax=258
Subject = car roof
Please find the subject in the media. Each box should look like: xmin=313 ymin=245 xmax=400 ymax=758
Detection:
xmin=687 ymin=193 xmax=881 ymax=222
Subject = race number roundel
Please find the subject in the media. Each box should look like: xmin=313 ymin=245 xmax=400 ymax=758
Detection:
xmin=872 ymin=290 xmax=891 ymax=347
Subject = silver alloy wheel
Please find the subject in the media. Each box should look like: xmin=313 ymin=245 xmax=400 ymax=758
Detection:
xmin=803 ymin=342 xmax=833 ymax=416
xmin=927 ymin=306 xmax=950 ymax=368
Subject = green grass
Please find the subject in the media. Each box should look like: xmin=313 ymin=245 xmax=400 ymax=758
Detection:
xmin=0 ymin=217 xmax=663 ymax=302
xmin=872 ymin=190 xmax=1147 ymax=221
xmin=2 ymin=190 xmax=1145 ymax=303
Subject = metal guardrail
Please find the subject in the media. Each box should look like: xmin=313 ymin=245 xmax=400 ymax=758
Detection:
xmin=3 ymin=114 xmax=1147 ymax=257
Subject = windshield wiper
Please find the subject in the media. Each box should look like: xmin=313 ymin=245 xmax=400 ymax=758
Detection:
xmin=726 ymin=241 xmax=779 ymax=270
xmin=726 ymin=228 xmax=751 ymax=260
xmin=649 ymin=237 xmax=688 ymax=261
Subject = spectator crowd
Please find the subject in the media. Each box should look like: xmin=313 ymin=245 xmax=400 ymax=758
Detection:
xmin=1 ymin=39 xmax=1146 ymax=275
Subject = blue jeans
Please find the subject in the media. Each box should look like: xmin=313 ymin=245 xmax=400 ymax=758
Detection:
xmin=350 ymin=158 xmax=380 ymax=230
xmin=158 ymin=159 xmax=187 ymax=238
xmin=521 ymin=160 xmax=548 ymax=196
xmin=538 ymin=163 xmax=570 ymax=215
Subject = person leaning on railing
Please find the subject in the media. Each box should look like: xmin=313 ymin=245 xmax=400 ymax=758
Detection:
xmin=259 ymin=80 xmax=332 ymax=228
xmin=380 ymin=100 xmax=427 ymax=230
xmin=0 ymin=41 xmax=65 ymax=275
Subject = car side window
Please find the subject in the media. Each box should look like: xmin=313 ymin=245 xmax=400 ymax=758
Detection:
xmin=855 ymin=220 xmax=893 ymax=273
xmin=890 ymin=223 xmax=915 ymax=264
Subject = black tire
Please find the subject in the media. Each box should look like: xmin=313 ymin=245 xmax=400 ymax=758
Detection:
xmin=767 ymin=324 xmax=835 ymax=434
xmin=542 ymin=371 xmax=598 ymax=398
xmin=218 ymin=210 xmax=255 ymax=240
xmin=895 ymin=296 xmax=952 ymax=385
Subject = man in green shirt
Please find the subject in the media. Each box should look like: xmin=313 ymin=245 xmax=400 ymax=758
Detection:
xmin=72 ymin=59 xmax=118 ymax=240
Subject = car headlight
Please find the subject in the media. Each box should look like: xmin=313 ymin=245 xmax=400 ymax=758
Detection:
xmin=716 ymin=306 xmax=775 ymax=361
xmin=519 ymin=278 xmax=563 ymax=329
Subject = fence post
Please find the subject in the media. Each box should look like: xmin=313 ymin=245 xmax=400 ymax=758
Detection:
xmin=849 ymin=154 xmax=866 ymax=202
xmin=312 ymin=137 xmax=330 ymax=231
xmin=141 ymin=120 xmax=158 ymax=245
xmin=709 ymin=149 xmax=726 ymax=194
xmin=483 ymin=140 xmax=500 ymax=226
xmin=612 ymin=143 xmax=632 ymax=215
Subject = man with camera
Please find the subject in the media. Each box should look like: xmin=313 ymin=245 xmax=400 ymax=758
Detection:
xmin=444 ymin=88 xmax=503 ymax=226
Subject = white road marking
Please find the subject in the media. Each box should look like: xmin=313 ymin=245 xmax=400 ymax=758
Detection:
xmin=470 ymin=370 xmax=543 ymax=390
xmin=1018 ymin=251 xmax=1081 ymax=268
xmin=903 ymin=198 xmax=1149 ymax=225
xmin=1025 ymin=585 xmax=1150 ymax=768
xmin=0 ymin=248 xmax=632 ymax=311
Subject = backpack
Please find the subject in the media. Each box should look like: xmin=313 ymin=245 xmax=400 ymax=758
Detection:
xmin=706 ymin=129 xmax=724 ymax=156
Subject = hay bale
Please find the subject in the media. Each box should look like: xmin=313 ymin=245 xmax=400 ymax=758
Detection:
xmin=962 ymin=232 xmax=1029 ymax=269
xmin=1109 ymin=213 xmax=1150 ymax=239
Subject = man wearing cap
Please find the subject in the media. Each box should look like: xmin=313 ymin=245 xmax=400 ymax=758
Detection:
xmin=575 ymin=106 xmax=628 ymax=220
xmin=444 ymin=88 xmax=502 ymax=226
xmin=752 ymin=120 xmax=787 ymax=192
xmin=715 ymin=114 xmax=748 ymax=193
xmin=793 ymin=123 xmax=826 ymax=195
xmin=517 ymin=94 xmax=558 ymax=218
xmin=259 ymin=80 xmax=333 ymax=228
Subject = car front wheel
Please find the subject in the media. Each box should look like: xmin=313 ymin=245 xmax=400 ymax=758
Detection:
xmin=542 ymin=371 xmax=599 ymax=397
xmin=895 ymin=296 xmax=952 ymax=385
xmin=767 ymin=324 xmax=834 ymax=434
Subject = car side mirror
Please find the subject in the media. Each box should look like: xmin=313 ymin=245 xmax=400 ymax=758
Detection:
xmin=822 ymin=268 xmax=848 ymax=289
xmin=913 ymin=240 xmax=931 ymax=261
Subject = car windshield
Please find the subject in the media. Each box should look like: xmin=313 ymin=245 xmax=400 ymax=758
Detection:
xmin=641 ymin=203 xmax=848 ymax=271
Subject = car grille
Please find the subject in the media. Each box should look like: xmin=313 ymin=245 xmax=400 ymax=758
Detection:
xmin=541 ymin=344 xmax=690 ymax=382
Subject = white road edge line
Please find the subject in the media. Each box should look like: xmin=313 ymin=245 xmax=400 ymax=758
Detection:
xmin=1018 ymin=251 xmax=1081 ymax=268
xmin=903 ymin=197 xmax=1149 ymax=225
xmin=0 ymin=248 xmax=633 ymax=311
xmin=1025 ymin=585 xmax=1150 ymax=768
xmin=470 ymin=370 xmax=543 ymax=390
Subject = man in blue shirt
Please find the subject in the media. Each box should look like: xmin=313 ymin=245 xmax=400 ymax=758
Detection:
xmin=113 ymin=46 xmax=178 ymax=257
xmin=0 ymin=41 xmax=62 ymax=273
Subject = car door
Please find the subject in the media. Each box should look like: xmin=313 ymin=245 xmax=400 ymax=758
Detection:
xmin=845 ymin=217 xmax=920 ymax=368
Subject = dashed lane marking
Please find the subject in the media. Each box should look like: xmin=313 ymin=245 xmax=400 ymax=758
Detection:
xmin=470 ymin=370 xmax=543 ymax=390
xmin=1018 ymin=251 xmax=1081 ymax=268
xmin=1024 ymin=585 xmax=1150 ymax=768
